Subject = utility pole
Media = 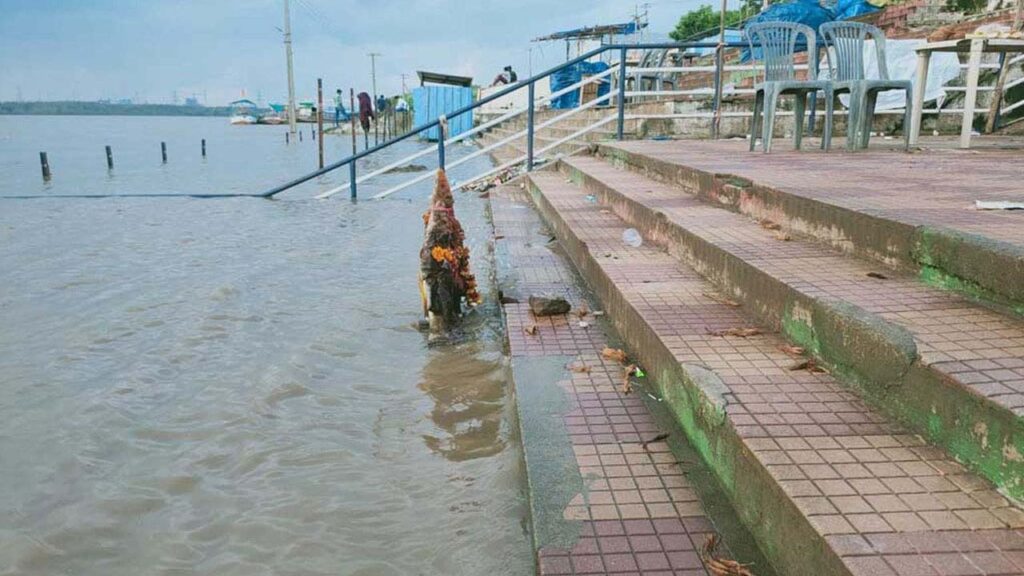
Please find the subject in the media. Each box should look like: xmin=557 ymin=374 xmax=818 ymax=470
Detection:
xmin=283 ymin=0 xmax=297 ymax=134
xmin=368 ymin=53 xmax=381 ymax=98
xmin=400 ymin=73 xmax=408 ymax=95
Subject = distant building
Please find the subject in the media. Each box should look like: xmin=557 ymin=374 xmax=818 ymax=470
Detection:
xmin=184 ymin=96 xmax=200 ymax=107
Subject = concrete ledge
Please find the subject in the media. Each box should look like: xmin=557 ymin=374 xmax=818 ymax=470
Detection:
xmin=597 ymin=143 xmax=1024 ymax=315
xmin=562 ymin=155 xmax=1024 ymax=503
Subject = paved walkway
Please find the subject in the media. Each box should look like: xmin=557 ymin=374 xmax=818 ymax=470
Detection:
xmin=524 ymin=166 xmax=1024 ymax=576
xmin=608 ymin=140 xmax=1024 ymax=249
xmin=492 ymin=185 xmax=749 ymax=576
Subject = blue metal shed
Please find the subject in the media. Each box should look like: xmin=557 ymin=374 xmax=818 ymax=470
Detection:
xmin=413 ymin=86 xmax=474 ymax=141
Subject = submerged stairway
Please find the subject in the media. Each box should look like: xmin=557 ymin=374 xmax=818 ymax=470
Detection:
xmin=518 ymin=145 xmax=1024 ymax=575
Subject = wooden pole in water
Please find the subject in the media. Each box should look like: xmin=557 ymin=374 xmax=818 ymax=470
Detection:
xmin=105 ymin=145 xmax=113 ymax=169
xmin=40 ymin=152 xmax=51 ymax=181
xmin=161 ymin=141 xmax=167 ymax=163
xmin=299 ymin=130 xmax=303 ymax=142
xmin=317 ymin=78 xmax=325 ymax=169
xmin=349 ymin=89 xmax=358 ymax=153
xmin=201 ymin=138 xmax=206 ymax=157
xmin=286 ymin=131 xmax=290 ymax=144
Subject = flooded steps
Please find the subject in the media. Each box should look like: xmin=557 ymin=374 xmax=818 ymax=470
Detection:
xmin=560 ymin=155 xmax=1024 ymax=504
xmin=523 ymin=166 xmax=1024 ymax=576
xmin=490 ymin=182 xmax=774 ymax=576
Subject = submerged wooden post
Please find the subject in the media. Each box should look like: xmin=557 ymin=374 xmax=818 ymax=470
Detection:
xmin=161 ymin=141 xmax=167 ymax=163
xmin=40 ymin=152 xmax=51 ymax=181
xmin=286 ymin=131 xmax=290 ymax=144
xmin=105 ymin=145 xmax=113 ymax=169
xmin=201 ymin=138 xmax=206 ymax=157
xmin=299 ymin=130 xmax=303 ymax=142
xmin=317 ymin=78 xmax=324 ymax=169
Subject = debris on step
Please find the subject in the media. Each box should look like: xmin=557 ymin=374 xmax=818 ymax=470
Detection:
xmin=640 ymin=432 xmax=670 ymax=450
xmin=866 ymin=272 xmax=889 ymax=280
xmin=759 ymin=219 xmax=782 ymax=231
xmin=621 ymin=228 xmax=643 ymax=247
xmin=602 ymin=347 xmax=628 ymax=363
xmin=706 ymin=327 xmax=763 ymax=338
xmin=701 ymin=534 xmax=755 ymax=576
xmin=778 ymin=344 xmax=805 ymax=356
xmin=788 ymin=358 xmax=829 ymax=374
xmin=529 ymin=295 xmax=572 ymax=317
xmin=975 ymin=200 xmax=1024 ymax=210
xmin=575 ymin=301 xmax=589 ymax=319
xmin=523 ymin=324 xmax=538 ymax=336
xmin=702 ymin=291 xmax=741 ymax=308
xmin=774 ymin=231 xmax=791 ymax=242
xmin=569 ymin=363 xmax=591 ymax=374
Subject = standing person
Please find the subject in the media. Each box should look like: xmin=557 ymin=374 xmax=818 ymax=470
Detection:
xmin=333 ymin=88 xmax=346 ymax=127
xmin=357 ymin=91 xmax=375 ymax=147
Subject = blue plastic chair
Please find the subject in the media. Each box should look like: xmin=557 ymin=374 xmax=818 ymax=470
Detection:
xmin=820 ymin=22 xmax=912 ymax=150
xmin=746 ymin=22 xmax=833 ymax=153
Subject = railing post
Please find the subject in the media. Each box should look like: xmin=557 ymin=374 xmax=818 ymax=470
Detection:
xmin=437 ymin=115 xmax=447 ymax=171
xmin=712 ymin=44 xmax=724 ymax=140
xmin=527 ymin=81 xmax=535 ymax=171
xmin=617 ymin=47 xmax=627 ymax=141
xmin=349 ymin=161 xmax=357 ymax=200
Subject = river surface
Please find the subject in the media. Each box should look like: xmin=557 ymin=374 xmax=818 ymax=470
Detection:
xmin=0 ymin=116 xmax=532 ymax=575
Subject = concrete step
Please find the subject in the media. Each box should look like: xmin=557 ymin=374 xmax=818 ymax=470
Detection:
xmin=476 ymin=130 xmax=587 ymax=166
xmin=596 ymin=141 xmax=1024 ymax=312
xmin=524 ymin=166 xmax=1024 ymax=576
xmin=491 ymin=183 xmax=773 ymax=576
xmin=560 ymin=154 xmax=1024 ymax=504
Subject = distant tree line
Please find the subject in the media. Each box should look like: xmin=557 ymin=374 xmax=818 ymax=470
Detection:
xmin=0 ymin=101 xmax=233 ymax=117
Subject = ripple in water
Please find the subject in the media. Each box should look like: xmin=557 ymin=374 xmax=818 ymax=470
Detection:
xmin=0 ymin=116 xmax=532 ymax=575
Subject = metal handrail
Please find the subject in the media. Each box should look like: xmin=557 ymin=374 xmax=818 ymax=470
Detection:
xmin=259 ymin=41 xmax=735 ymax=199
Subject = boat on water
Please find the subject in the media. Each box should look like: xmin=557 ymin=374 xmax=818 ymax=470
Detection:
xmin=228 ymin=99 xmax=259 ymax=125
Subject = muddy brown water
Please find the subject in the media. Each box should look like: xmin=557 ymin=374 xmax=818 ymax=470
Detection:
xmin=0 ymin=116 xmax=532 ymax=575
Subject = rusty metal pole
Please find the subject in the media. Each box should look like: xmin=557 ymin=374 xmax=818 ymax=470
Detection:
xmin=349 ymin=88 xmax=358 ymax=153
xmin=317 ymin=78 xmax=325 ymax=169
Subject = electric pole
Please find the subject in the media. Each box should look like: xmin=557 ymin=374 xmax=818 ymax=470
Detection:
xmin=368 ymin=53 xmax=381 ymax=99
xmin=400 ymin=73 xmax=408 ymax=95
xmin=283 ymin=0 xmax=297 ymax=134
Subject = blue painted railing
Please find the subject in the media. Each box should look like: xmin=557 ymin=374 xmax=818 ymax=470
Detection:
xmin=260 ymin=41 xmax=741 ymax=199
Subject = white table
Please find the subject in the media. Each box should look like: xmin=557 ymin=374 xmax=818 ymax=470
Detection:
xmin=910 ymin=37 xmax=1024 ymax=148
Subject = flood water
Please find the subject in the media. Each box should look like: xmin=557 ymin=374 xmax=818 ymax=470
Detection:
xmin=0 ymin=116 xmax=532 ymax=575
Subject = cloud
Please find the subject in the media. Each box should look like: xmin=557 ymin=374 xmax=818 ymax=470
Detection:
xmin=0 ymin=0 xmax=701 ymax=105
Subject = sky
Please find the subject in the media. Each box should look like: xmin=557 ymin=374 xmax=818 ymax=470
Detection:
xmin=0 ymin=0 xmax=703 ymax=106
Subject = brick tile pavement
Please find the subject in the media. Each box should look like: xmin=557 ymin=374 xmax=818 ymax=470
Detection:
xmin=492 ymin=185 xmax=723 ymax=575
xmin=564 ymin=155 xmax=1024 ymax=418
xmin=608 ymin=140 xmax=1024 ymax=251
xmin=525 ymin=169 xmax=1024 ymax=576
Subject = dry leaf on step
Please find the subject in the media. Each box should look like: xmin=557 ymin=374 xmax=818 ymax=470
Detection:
xmin=702 ymin=291 xmax=741 ymax=308
xmin=641 ymin=432 xmax=670 ymax=450
xmin=602 ymin=347 xmax=628 ymax=363
xmin=774 ymin=232 xmax=791 ymax=242
xmin=569 ymin=363 xmax=591 ymax=374
xmin=759 ymin=220 xmax=782 ymax=231
xmin=575 ymin=302 xmax=589 ymax=319
xmin=787 ymin=358 xmax=828 ymax=374
xmin=622 ymin=364 xmax=637 ymax=394
xmin=701 ymin=534 xmax=755 ymax=576
xmin=866 ymin=272 xmax=889 ymax=280
xmin=706 ymin=327 xmax=762 ymax=338
xmin=778 ymin=344 xmax=805 ymax=356
xmin=523 ymin=325 xmax=538 ymax=336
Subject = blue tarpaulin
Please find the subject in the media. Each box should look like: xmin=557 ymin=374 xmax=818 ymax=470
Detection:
xmin=741 ymin=0 xmax=880 ymax=60
xmin=412 ymin=86 xmax=473 ymax=141
xmin=549 ymin=61 xmax=612 ymax=109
